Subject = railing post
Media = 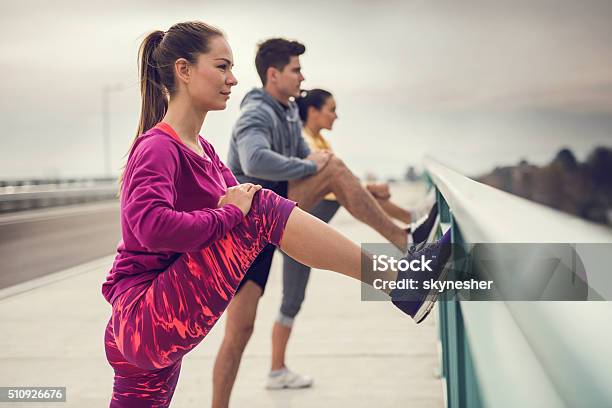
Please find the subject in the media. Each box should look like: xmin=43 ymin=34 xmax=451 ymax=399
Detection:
xmin=436 ymin=187 xmax=483 ymax=408
xmin=438 ymin=189 xmax=451 ymax=224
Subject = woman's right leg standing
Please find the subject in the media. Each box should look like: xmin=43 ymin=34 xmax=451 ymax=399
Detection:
xmin=105 ymin=319 xmax=183 ymax=408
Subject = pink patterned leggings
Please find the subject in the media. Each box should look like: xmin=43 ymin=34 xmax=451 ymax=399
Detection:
xmin=104 ymin=189 xmax=296 ymax=407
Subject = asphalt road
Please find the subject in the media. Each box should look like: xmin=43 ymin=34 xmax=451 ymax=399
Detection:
xmin=0 ymin=201 xmax=120 ymax=289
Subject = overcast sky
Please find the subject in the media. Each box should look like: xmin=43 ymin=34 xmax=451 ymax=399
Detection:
xmin=1 ymin=0 xmax=612 ymax=179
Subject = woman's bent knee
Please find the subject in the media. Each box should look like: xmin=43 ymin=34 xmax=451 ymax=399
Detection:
xmin=246 ymin=189 xmax=296 ymax=246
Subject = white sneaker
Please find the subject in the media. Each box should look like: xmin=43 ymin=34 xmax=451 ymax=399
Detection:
xmin=265 ymin=368 xmax=313 ymax=390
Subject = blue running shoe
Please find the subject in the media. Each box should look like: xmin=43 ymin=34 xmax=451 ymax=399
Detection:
xmin=390 ymin=229 xmax=452 ymax=323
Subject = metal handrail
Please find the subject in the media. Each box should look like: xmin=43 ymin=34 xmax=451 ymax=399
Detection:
xmin=0 ymin=179 xmax=118 ymax=212
xmin=425 ymin=157 xmax=612 ymax=243
xmin=0 ymin=185 xmax=117 ymax=200
xmin=425 ymin=157 xmax=612 ymax=408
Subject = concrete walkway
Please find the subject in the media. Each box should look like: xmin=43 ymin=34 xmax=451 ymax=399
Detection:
xmin=0 ymin=183 xmax=444 ymax=407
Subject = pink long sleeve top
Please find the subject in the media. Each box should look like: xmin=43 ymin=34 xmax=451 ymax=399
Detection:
xmin=102 ymin=123 xmax=244 ymax=305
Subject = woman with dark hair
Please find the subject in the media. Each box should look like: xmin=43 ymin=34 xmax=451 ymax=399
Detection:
xmin=267 ymin=88 xmax=438 ymax=389
xmin=295 ymin=88 xmax=434 ymax=224
xmin=101 ymin=22 xmax=450 ymax=407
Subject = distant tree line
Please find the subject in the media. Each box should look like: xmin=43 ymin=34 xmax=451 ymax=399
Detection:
xmin=478 ymin=146 xmax=612 ymax=225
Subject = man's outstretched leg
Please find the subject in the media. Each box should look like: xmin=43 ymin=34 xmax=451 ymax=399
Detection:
xmin=289 ymin=156 xmax=408 ymax=251
xmin=212 ymin=280 xmax=262 ymax=408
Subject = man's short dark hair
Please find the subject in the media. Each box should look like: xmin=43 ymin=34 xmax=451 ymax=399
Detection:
xmin=255 ymin=38 xmax=306 ymax=86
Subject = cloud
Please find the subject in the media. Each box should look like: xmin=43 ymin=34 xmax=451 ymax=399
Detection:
xmin=1 ymin=0 xmax=612 ymax=178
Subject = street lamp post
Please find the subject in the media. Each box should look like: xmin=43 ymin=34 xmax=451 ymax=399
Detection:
xmin=102 ymin=83 xmax=126 ymax=178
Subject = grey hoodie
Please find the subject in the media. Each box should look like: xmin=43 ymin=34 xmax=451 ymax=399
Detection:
xmin=227 ymin=88 xmax=317 ymax=189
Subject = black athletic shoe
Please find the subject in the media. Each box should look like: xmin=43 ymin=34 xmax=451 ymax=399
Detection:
xmin=406 ymin=203 xmax=439 ymax=256
xmin=391 ymin=229 xmax=451 ymax=323
xmin=411 ymin=203 xmax=439 ymax=244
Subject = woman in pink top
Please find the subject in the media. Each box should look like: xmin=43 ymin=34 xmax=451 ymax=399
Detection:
xmin=102 ymin=21 xmax=450 ymax=407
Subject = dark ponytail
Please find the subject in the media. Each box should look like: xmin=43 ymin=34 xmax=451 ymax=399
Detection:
xmin=295 ymin=88 xmax=333 ymax=122
xmin=136 ymin=30 xmax=168 ymax=138
xmin=119 ymin=21 xmax=224 ymax=191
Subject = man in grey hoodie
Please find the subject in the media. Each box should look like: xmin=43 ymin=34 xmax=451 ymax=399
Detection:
xmin=226 ymin=87 xmax=319 ymax=189
xmin=212 ymin=38 xmax=411 ymax=407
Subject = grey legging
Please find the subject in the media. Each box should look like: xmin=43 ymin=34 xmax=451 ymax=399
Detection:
xmin=279 ymin=199 xmax=340 ymax=325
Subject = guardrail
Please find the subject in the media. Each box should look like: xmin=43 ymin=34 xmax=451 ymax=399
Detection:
xmin=0 ymin=178 xmax=118 ymax=212
xmin=424 ymin=157 xmax=612 ymax=408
